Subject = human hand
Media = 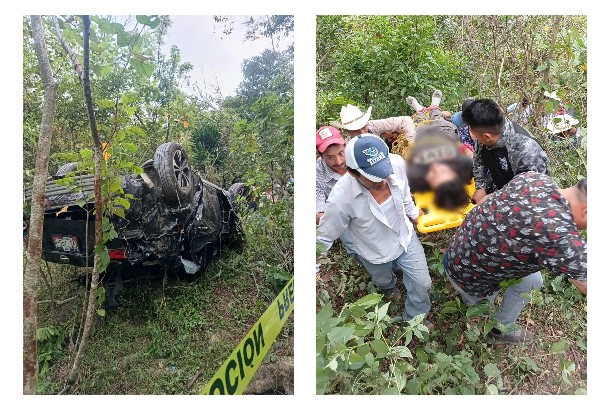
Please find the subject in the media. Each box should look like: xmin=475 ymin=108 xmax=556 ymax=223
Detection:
xmin=473 ymin=188 xmax=488 ymax=204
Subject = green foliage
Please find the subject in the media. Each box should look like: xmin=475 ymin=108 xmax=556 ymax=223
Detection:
xmin=36 ymin=326 xmax=63 ymax=392
xmin=317 ymin=246 xmax=587 ymax=394
xmin=317 ymin=15 xmax=465 ymax=125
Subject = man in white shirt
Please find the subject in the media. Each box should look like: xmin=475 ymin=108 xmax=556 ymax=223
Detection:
xmin=317 ymin=134 xmax=432 ymax=325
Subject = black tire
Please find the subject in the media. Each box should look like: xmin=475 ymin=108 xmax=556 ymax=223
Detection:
xmin=55 ymin=162 xmax=77 ymax=176
xmin=228 ymin=182 xmax=258 ymax=210
xmin=153 ymin=142 xmax=194 ymax=204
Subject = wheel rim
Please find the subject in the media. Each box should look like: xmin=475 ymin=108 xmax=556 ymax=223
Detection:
xmin=172 ymin=150 xmax=191 ymax=192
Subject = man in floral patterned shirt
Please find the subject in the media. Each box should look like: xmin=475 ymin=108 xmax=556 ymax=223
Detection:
xmin=444 ymin=171 xmax=587 ymax=344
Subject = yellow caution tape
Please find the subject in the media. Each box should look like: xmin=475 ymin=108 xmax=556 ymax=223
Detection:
xmin=201 ymin=276 xmax=294 ymax=395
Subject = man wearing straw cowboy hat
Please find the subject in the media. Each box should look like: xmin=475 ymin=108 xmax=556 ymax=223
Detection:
xmin=333 ymin=104 xmax=416 ymax=149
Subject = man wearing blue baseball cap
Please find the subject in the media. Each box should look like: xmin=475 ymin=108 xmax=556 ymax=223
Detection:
xmin=316 ymin=134 xmax=432 ymax=327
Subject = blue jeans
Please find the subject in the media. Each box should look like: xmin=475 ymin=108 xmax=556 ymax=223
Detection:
xmin=360 ymin=234 xmax=431 ymax=321
xmin=443 ymin=253 xmax=543 ymax=328
xmin=339 ymin=230 xmax=361 ymax=264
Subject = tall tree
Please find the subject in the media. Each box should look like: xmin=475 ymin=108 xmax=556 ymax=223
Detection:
xmin=24 ymin=15 xmax=58 ymax=394
xmin=57 ymin=16 xmax=104 ymax=394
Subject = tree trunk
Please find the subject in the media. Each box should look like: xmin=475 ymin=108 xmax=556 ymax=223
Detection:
xmin=534 ymin=15 xmax=562 ymax=127
xmin=59 ymin=15 xmax=104 ymax=394
xmin=24 ymin=15 xmax=58 ymax=395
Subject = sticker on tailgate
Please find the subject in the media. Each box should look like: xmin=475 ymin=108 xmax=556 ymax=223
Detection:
xmin=51 ymin=235 xmax=80 ymax=253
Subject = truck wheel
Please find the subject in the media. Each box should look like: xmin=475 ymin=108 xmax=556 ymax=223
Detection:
xmin=154 ymin=142 xmax=194 ymax=204
xmin=56 ymin=162 xmax=77 ymax=176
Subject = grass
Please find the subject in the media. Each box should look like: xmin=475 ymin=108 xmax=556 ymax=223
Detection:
xmin=316 ymin=230 xmax=587 ymax=395
xmin=34 ymin=202 xmax=294 ymax=395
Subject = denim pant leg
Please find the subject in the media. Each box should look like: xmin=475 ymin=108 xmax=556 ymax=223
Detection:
xmin=339 ymin=230 xmax=361 ymax=265
xmin=495 ymin=271 xmax=543 ymax=328
xmin=445 ymin=270 xmax=498 ymax=307
xmin=359 ymin=258 xmax=397 ymax=290
xmin=394 ymin=234 xmax=432 ymax=321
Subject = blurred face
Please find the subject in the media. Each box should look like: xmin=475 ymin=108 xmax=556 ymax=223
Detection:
xmin=425 ymin=162 xmax=458 ymax=190
xmin=321 ymin=144 xmax=347 ymax=175
xmin=355 ymin=173 xmax=387 ymax=191
xmin=347 ymin=124 xmax=369 ymax=137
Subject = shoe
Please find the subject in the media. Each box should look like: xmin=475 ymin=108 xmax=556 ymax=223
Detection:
xmin=424 ymin=319 xmax=435 ymax=331
xmin=378 ymin=286 xmax=399 ymax=298
xmin=406 ymin=96 xmax=423 ymax=112
xmin=486 ymin=327 xmax=534 ymax=345
xmin=431 ymin=89 xmax=442 ymax=107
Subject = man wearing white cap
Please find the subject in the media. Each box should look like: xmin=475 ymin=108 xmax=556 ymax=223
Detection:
xmin=316 ymin=134 xmax=432 ymax=326
xmin=335 ymin=104 xmax=416 ymax=149
xmin=546 ymin=113 xmax=581 ymax=149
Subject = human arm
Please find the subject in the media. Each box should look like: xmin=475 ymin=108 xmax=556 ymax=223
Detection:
xmin=513 ymin=137 xmax=550 ymax=176
xmin=392 ymin=154 xmax=420 ymax=221
xmin=472 ymin=145 xmax=490 ymax=192
xmin=316 ymin=196 xmax=351 ymax=255
xmin=316 ymin=212 xmax=324 ymax=225
xmin=368 ymin=117 xmax=416 ymax=141
xmin=473 ymin=188 xmax=488 ymax=204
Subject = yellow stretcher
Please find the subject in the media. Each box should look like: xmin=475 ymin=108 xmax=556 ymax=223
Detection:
xmin=412 ymin=179 xmax=476 ymax=233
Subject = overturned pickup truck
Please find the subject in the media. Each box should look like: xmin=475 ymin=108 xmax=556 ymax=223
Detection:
xmin=24 ymin=142 xmax=245 ymax=276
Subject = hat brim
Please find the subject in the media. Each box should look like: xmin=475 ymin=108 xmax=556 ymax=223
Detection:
xmin=357 ymin=155 xmax=394 ymax=182
xmin=343 ymin=106 xmax=372 ymax=131
xmin=317 ymin=135 xmax=346 ymax=153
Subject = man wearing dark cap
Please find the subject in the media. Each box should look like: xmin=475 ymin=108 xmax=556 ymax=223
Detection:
xmin=316 ymin=134 xmax=432 ymax=326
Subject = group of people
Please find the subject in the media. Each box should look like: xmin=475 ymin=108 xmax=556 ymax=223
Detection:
xmin=316 ymin=91 xmax=587 ymax=345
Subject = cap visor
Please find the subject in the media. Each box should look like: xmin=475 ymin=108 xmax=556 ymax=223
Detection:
xmin=359 ymin=156 xmax=394 ymax=182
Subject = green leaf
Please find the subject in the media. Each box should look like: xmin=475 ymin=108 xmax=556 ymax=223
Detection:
xmin=405 ymin=377 xmax=420 ymax=395
xmin=484 ymin=363 xmax=501 ymax=378
xmin=349 ymin=306 xmax=366 ymax=318
xmin=466 ymin=300 xmax=489 ymax=317
xmin=136 ymin=15 xmax=161 ymax=29
xmin=522 ymin=357 xmax=540 ymax=372
xmin=486 ymin=384 xmax=499 ymax=395
xmin=534 ymin=63 xmax=548 ymax=71
xmin=96 ymin=309 xmax=106 ymax=317
xmin=80 ymin=148 xmax=93 ymax=160
xmin=377 ymin=302 xmax=390 ymax=320
xmin=328 ymin=326 xmax=354 ymax=347
xmin=353 ymin=293 xmax=383 ymax=309
xmin=316 ymin=303 xmax=334 ymax=328
xmin=392 ymin=346 xmax=412 ymax=358
xmin=415 ymin=347 xmax=428 ymax=364
xmin=117 ymin=30 xmax=133 ymax=47
xmin=130 ymin=59 xmax=154 ymax=78
xmin=327 ymin=357 xmax=338 ymax=371
xmin=97 ymin=249 xmax=110 ymax=273
xmin=370 ymin=339 xmax=389 ymax=358
xmin=551 ymin=339 xmax=569 ymax=353
xmin=112 ymin=207 xmax=126 ymax=219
